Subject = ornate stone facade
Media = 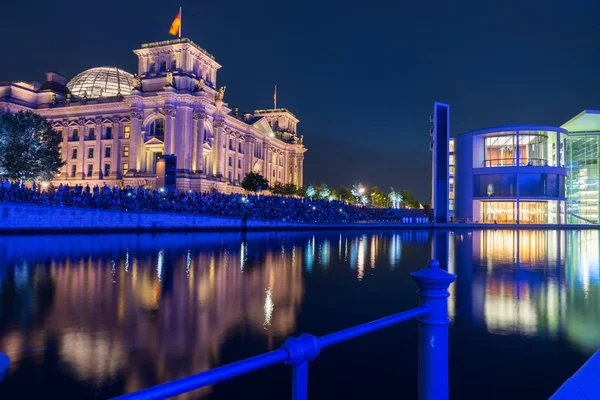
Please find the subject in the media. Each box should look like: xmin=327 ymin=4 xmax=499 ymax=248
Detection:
xmin=0 ymin=38 xmax=306 ymax=193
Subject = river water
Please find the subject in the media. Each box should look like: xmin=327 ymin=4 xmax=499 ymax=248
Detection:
xmin=0 ymin=230 xmax=597 ymax=399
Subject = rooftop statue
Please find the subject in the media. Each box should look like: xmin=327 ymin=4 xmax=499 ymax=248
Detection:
xmin=132 ymin=73 xmax=141 ymax=90
xmin=215 ymin=86 xmax=226 ymax=101
xmin=196 ymin=77 xmax=205 ymax=91
xmin=166 ymin=71 xmax=174 ymax=87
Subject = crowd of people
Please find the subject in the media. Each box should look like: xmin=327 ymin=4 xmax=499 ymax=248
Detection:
xmin=0 ymin=179 xmax=429 ymax=224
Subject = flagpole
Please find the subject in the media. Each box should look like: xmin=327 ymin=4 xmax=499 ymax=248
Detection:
xmin=274 ymin=84 xmax=277 ymax=109
xmin=179 ymin=6 xmax=182 ymax=38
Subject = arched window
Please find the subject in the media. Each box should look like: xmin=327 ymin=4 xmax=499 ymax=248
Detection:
xmin=149 ymin=119 xmax=165 ymax=139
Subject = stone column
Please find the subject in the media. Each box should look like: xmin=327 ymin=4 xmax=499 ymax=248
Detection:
xmin=283 ymin=150 xmax=289 ymax=185
xmin=111 ymin=116 xmax=120 ymax=179
xmin=266 ymin=146 xmax=272 ymax=185
xmin=77 ymin=122 xmax=85 ymax=179
xmin=130 ymin=109 xmax=143 ymax=172
xmin=93 ymin=118 xmax=102 ymax=179
xmin=298 ymin=155 xmax=304 ymax=188
xmin=61 ymin=121 xmax=69 ymax=177
xmin=182 ymin=106 xmax=193 ymax=173
xmin=246 ymin=137 xmax=255 ymax=176
xmin=164 ymin=107 xmax=176 ymax=155
xmin=221 ymin=130 xmax=229 ymax=179
xmin=213 ymin=118 xmax=225 ymax=177
xmin=194 ymin=112 xmax=207 ymax=173
xmin=198 ymin=113 xmax=207 ymax=173
xmin=192 ymin=112 xmax=199 ymax=172
xmin=232 ymin=134 xmax=238 ymax=183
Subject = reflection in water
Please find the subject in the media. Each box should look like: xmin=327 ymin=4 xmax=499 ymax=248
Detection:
xmin=451 ymin=229 xmax=600 ymax=353
xmin=0 ymin=229 xmax=598 ymax=399
xmin=0 ymin=234 xmax=305 ymax=398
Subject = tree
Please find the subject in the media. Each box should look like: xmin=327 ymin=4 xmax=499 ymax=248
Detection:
xmin=389 ymin=187 xmax=404 ymax=209
xmin=351 ymin=183 xmax=366 ymax=204
xmin=337 ymin=186 xmax=353 ymax=202
xmin=399 ymin=189 xmax=421 ymax=208
xmin=282 ymin=183 xmax=298 ymax=196
xmin=368 ymin=186 xmax=390 ymax=208
xmin=319 ymin=183 xmax=330 ymax=199
xmin=241 ymin=172 xmax=269 ymax=192
xmin=306 ymin=185 xmax=316 ymax=198
xmin=0 ymin=111 xmax=64 ymax=181
xmin=271 ymin=182 xmax=297 ymax=196
xmin=271 ymin=182 xmax=285 ymax=195
xmin=296 ymin=186 xmax=307 ymax=197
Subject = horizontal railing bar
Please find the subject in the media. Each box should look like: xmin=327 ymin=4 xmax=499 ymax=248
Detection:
xmin=318 ymin=305 xmax=429 ymax=348
xmin=112 ymin=348 xmax=289 ymax=400
xmin=111 ymin=305 xmax=431 ymax=400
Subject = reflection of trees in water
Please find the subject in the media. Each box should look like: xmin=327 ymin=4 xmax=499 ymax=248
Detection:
xmin=455 ymin=230 xmax=600 ymax=353
xmin=0 ymin=239 xmax=304 ymax=398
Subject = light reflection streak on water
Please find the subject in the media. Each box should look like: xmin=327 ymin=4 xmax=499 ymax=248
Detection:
xmin=321 ymin=240 xmax=329 ymax=269
xmin=186 ymin=250 xmax=192 ymax=278
xmin=124 ymin=250 xmax=130 ymax=273
xmin=264 ymin=287 xmax=274 ymax=328
xmin=156 ymin=250 xmax=164 ymax=282
xmin=389 ymin=234 xmax=402 ymax=268
xmin=357 ymin=235 xmax=366 ymax=281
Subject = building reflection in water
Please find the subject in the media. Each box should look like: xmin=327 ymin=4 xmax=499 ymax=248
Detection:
xmin=450 ymin=229 xmax=600 ymax=353
xmin=0 ymin=231 xmax=430 ymax=398
xmin=0 ymin=234 xmax=305 ymax=398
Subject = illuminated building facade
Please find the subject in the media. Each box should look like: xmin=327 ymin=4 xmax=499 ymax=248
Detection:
xmin=452 ymin=126 xmax=568 ymax=224
xmin=561 ymin=110 xmax=600 ymax=224
xmin=0 ymin=38 xmax=306 ymax=192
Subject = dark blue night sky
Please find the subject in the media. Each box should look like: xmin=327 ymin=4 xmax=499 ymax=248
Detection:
xmin=2 ymin=0 xmax=600 ymax=202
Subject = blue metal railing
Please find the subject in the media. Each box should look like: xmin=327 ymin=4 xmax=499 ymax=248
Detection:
xmin=113 ymin=260 xmax=455 ymax=400
xmin=0 ymin=260 xmax=456 ymax=400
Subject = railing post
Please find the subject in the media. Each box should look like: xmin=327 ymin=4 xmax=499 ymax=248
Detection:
xmin=0 ymin=353 xmax=10 ymax=382
xmin=292 ymin=361 xmax=309 ymax=400
xmin=282 ymin=334 xmax=321 ymax=400
xmin=411 ymin=260 xmax=456 ymax=400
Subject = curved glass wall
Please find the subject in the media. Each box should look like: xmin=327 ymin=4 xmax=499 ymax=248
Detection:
xmin=482 ymin=130 xmax=564 ymax=168
xmin=474 ymin=173 xmax=565 ymax=198
xmin=518 ymin=173 xmax=565 ymax=198
xmin=474 ymin=174 xmax=516 ymax=197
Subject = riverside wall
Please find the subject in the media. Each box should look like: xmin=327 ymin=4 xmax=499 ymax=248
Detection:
xmin=0 ymin=203 xmax=596 ymax=233
xmin=0 ymin=203 xmax=431 ymax=233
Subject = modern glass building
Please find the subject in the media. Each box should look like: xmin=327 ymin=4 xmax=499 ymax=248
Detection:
xmin=433 ymin=106 xmax=600 ymax=225
xmin=562 ymin=110 xmax=600 ymax=224
xmin=451 ymin=126 xmax=568 ymax=224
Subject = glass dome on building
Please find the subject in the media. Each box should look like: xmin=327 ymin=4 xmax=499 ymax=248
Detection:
xmin=67 ymin=67 xmax=133 ymax=98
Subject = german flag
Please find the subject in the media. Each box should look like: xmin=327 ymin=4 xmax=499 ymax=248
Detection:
xmin=169 ymin=10 xmax=181 ymax=36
